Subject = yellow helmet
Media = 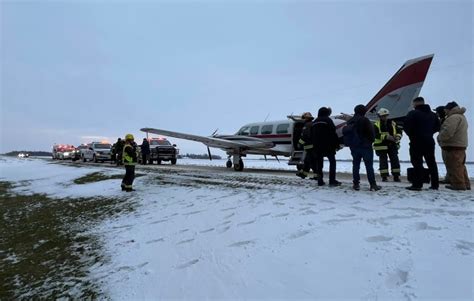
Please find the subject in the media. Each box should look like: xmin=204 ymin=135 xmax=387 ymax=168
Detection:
xmin=377 ymin=108 xmax=390 ymax=116
xmin=125 ymin=134 xmax=134 ymax=140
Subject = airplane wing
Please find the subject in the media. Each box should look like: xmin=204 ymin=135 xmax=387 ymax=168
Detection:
xmin=141 ymin=127 xmax=252 ymax=150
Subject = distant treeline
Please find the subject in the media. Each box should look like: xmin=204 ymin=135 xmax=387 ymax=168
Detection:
xmin=181 ymin=153 xmax=222 ymax=160
xmin=3 ymin=151 xmax=52 ymax=157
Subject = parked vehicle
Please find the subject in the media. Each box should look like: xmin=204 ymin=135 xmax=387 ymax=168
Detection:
xmin=82 ymin=142 xmax=112 ymax=163
xmin=52 ymin=144 xmax=79 ymax=161
xmin=138 ymin=137 xmax=179 ymax=165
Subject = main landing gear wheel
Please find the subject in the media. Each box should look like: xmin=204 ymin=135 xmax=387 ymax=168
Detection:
xmin=233 ymin=159 xmax=244 ymax=171
xmin=226 ymin=160 xmax=232 ymax=168
xmin=296 ymin=164 xmax=303 ymax=171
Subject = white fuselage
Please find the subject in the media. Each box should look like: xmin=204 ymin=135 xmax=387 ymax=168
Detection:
xmin=215 ymin=117 xmax=346 ymax=157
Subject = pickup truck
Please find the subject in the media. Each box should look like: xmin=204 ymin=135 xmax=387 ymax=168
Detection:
xmin=139 ymin=138 xmax=178 ymax=165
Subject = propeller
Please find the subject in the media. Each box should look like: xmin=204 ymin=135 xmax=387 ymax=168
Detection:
xmin=211 ymin=128 xmax=219 ymax=137
xmin=207 ymin=146 xmax=212 ymax=161
xmin=264 ymin=155 xmax=267 ymax=161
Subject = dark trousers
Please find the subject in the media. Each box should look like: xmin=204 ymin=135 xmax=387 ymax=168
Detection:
xmin=302 ymin=149 xmax=318 ymax=176
xmin=316 ymin=152 xmax=336 ymax=182
xmin=350 ymin=147 xmax=376 ymax=185
xmin=142 ymin=153 xmax=148 ymax=165
xmin=409 ymin=142 xmax=439 ymax=188
xmin=117 ymin=154 xmax=123 ymax=166
xmin=377 ymin=148 xmax=401 ymax=177
xmin=122 ymin=165 xmax=135 ymax=189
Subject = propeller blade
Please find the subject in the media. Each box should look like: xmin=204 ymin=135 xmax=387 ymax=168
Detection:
xmin=275 ymin=155 xmax=280 ymax=163
xmin=264 ymin=155 xmax=267 ymax=161
xmin=207 ymin=146 xmax=212 ymax=161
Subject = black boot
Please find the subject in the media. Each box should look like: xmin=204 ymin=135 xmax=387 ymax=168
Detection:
xmin=370 ymin=183 xmax=381 ymax=191
xmin=353 ymin=182 xmax=360 ymax=191
xmin=393 ymin=175 xmax=401 ymax=182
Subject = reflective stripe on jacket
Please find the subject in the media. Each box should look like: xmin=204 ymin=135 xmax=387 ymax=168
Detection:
xmin=373 ymin=120 xmax=401 ymax=151
xmin=123 ymin=144 xmax=137 ymax=165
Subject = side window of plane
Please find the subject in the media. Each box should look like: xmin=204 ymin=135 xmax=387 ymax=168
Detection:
xmin=261 ymin=125 xmax=273 ymax=135
xmin=276 ymin=123 xmax=290 ymax=134
xmin=238 ymin=126 xmax=250 ymax=136
xmin=250 ymin=126 xmax=259 ymax=135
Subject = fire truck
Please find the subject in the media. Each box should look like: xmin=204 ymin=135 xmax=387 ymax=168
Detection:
xmin=52 ymin=144 xmax=80 ymax=161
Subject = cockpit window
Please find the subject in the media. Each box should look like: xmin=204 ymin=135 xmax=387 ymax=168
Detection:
xmin=250 ymin=126 xmax=260 ymax=135
xmin=276 ymin=123 xmax=290 ymax=134
xmin=237 ymin=127 xmax=250 ymax=136
xmin=261 ymin=125 xmax=273 ymax=134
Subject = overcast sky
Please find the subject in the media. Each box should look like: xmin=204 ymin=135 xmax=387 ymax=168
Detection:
xmin=1 ymin=0 xmax=472 ymax=162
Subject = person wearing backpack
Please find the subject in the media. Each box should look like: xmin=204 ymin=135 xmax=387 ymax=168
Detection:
xmin=343 ymin=104 xmax=381 ymax=191
xmin=312 ymin=107 xmax=341 ymax=186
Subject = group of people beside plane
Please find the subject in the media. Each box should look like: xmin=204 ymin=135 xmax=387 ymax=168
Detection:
xmin=296 ymin=97 xmax=470 ymax=191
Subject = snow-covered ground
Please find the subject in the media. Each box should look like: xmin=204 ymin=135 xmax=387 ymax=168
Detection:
xmin=1 ymin=156 xmax=473 ymax=299
xmin=177 ymin=158 xmax=474 ymax=179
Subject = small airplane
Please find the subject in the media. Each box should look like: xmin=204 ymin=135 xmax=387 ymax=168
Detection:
xmin=142 ymin=54 xmax=434 ymax=171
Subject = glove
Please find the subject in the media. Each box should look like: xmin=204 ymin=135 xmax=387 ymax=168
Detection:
xmin=386 ymin=135 xmax=396 ymax=142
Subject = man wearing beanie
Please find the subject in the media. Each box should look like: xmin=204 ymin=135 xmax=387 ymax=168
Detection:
xmin=437 ymin=101 xmax=470 ymax=190
xmin=403 ymin=97 xmax=440 ymax=191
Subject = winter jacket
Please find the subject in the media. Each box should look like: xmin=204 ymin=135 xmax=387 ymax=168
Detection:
xmin=299 ymin=121 xmax=314 ymax=150
xmin=348 ymin=114 xmax=375 ymax=148
xmin=437 ymin=106 xmax=468 ymax=149
xmin=312 ymin=116 xmax=339 ymax=155
xmin=373 ymin=119 xmax=402 ymax=152
xmin=141 ymin=140 xmax=151 ymax=154
xmin=403 ymin=104 xmax=440 ymax=144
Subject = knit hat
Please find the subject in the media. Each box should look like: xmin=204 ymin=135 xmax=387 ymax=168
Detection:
xmin=444 ymin=101 xmax=459 ymax=110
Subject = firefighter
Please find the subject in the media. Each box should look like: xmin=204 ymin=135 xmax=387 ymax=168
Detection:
xmin=296 ymin=112 xmax=318 ymax=179
xmin=373 ymin=108 xmax=402 ymax=182
xmin=121 ymin=134 xmax=137 ymax=192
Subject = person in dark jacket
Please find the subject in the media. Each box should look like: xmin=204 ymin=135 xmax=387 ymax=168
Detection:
xmin=403 ymin=97 xmax=440 ymax=190
xmin=434 ymin=105 xmax=450 ymax=184
xmin=140 ymin=138 xmax=150 ymax=165
xmin=312 ymin=107 xmax=341 ymax=186
xmin=346 ymin=104 xmax=380 ymax=191
xmin=115 ymin=138 xmax=124 ymax=166
xmin=296 ymin=112 xmax=318 ymax=179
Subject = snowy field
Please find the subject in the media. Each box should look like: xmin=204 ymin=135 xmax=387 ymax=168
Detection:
xmin=177 ymin=158 xmax=474 ymax=179
xmin=1 ymin=156 xmax=473 ymax=299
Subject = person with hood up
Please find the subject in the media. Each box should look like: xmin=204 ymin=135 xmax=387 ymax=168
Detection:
xmin=312 ymin=106 xmax=341 ymax=186
xmin=437 ymin=101 xmax=470 ymax=190
xmin=403 ymin=97 xmax=440 ymax=191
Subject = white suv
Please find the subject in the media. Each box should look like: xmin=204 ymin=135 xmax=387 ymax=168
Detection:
xmin=82 ymin=142 xmax=112 ymax=163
